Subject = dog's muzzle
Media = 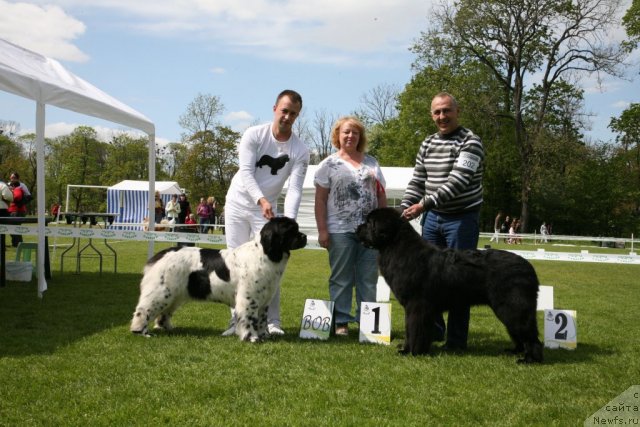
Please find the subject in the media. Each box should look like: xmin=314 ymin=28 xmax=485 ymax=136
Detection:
xmin=292 ymin=232 xmax=307 ymax=250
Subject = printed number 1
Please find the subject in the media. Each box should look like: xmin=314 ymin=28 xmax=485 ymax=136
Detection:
xmin=371 ymin=307 xmax=381 ymax=334
xmin=554 ymin=312 xmax=568 ymax=340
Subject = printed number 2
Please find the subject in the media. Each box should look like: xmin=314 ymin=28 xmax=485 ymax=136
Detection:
xmin=554 ymin=312 xmax=568 ymax=340
xmin=371 ymin=307 xmax=381 ymax=335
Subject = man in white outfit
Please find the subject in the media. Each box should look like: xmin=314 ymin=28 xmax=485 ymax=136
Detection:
xmin=223 ymin=89 xmax=310 ymax=336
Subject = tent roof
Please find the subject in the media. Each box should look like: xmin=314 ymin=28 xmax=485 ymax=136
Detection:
xmin=109 ymin=180 xmax=182 ymax=194
xmin=0 ymin=38 xmax=154 ymax=135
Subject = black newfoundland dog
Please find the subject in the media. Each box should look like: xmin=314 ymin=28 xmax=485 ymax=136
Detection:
xmin=130 ymin=217 xmax=306 ymax=342
xmin=356 ymin=208 xmax=543 ymax=363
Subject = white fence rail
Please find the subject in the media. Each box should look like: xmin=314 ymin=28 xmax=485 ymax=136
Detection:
xmin=2 ymin=224 xmax=638 ymax=265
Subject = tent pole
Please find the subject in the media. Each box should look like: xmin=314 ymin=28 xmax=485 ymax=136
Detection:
xmin=147 ymin=132 xmax=156 ymax=260
xmin=36 ymin=101 xmax=47 ymax=298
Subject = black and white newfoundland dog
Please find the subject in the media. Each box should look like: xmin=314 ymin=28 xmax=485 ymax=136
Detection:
xmin=130 ymin=216 xmax=306 ymax=342
xmin=356 ymin=208 xmax=543 ymax=363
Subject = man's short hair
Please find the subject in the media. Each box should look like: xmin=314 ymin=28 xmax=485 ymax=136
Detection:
xmin=276 ymin=89 xmax=303 ymax=109
xmin=433 ymin=91 xmax=458 ymax=109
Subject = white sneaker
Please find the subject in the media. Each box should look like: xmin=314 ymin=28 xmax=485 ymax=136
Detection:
xmin=221 ymin=324 xmax=236 ymax=336
xmin=268 ymin=324 xmax=285 ymax=336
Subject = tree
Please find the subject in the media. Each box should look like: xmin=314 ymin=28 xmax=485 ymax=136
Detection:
xmin=54 ymin=126 xmax=108 ymax=212
xmin=178 ymin=93 xmax=225 ymax=139
xmin=369 ymin=61 xmax=523 ymax=230
xmin=0 ymin=120 xmax=20 ymax=138
xmin=103 ymin=133 xmax=153 ymax=183
xmin=609 ymin=103 xmax=640 ymax=219
xmin=622 ymin=0 xmax=640 ymax=52
xmin=177 ymin=93 xmax=239 ymax=202
xmin=0 ymin=129 xmax=26 ymax=175
xmin=174 ymin=127 xmax=239 ymax=204
xmin=412 ymin=0 xmax=628 ymax=231
xmin=293 ymin=111 xmax=313 ymax=153
xmin=159 ymin=142 xmax=189 ymax=180
xmin=357 ymin=83 xmax=399 ymax=126
xmin=308 ymin=109 xmax=337 ymax=164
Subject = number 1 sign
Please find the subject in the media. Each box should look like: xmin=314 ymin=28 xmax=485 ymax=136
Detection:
xmin=359 ymin=302 xmax=392 ymax=345
xmin=544 ymin=309 xmax=577 ymax=350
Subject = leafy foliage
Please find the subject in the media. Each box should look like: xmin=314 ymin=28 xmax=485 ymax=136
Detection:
xmin=622 ymin=0 xmax=640 ymax=52
xmin=409 ymin=0 xmax=628 ymax=232
xmin=175 ymin=127 xmax=239 ymax=204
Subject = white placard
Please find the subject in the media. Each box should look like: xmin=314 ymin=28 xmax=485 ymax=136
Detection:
xmin=299 ymin=299 xmax=334 ymax=340
xmin=359 ymin=302 xmax=391 ymax=345
xmin=376 ymin=276 xmax=391 ymax=302
xmin=544 ymin=309 xmax=577 ymax=350
xmin=537 ymin=285 xmax=554 ymax=311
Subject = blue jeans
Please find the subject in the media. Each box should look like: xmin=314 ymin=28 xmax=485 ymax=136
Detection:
xmin=327 ymin=232 xmax=378 ymax=325
xmin=422 ymin=210 xmax=480 ymax=349
xmin=198 ymin=217 xmax=210 ymax=234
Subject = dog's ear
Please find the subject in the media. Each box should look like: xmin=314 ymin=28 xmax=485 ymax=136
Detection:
xmin=260 ymin=219 xmax=285 ymax=263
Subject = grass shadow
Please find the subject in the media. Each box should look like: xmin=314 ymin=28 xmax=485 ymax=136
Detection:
xmin=0 ymin=272 xmax=140 ymax=358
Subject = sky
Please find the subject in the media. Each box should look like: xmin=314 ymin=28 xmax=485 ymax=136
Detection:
xmin=0 ymin=0 xmax=638 ymax=147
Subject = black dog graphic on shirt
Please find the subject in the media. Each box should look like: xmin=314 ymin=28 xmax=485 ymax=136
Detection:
xmin=256 ymin=154 xmax=290 ymax=175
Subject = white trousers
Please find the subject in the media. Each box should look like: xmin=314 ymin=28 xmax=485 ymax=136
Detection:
xmin=224 ymin=203 xmax=281 ymax=326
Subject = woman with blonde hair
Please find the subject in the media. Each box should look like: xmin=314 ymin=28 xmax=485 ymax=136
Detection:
xmin=314 ymin=116 xmax=387 ymax=336
xmin=207 ymin=196 xmax=217 ymax=233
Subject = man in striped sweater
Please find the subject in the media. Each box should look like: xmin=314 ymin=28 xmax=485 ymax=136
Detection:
xmin=400 ymin=92 xmax=484 ymax=351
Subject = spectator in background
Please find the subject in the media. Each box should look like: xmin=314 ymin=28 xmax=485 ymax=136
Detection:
xmin=196 ymin=197 xmax=212 ymax=233
xmin=177 ymin=193 xmax=191 ymax=224
xmin=165 ymin=194 xmax=181 ymax=230
xmin=508 ymin=218 xmax=521 ymax=244
xmin=489 ymin=210 xmax=503 ymax=243
xmin=0 ymin=175 xmax=13 ymax=218
xmin=185 ymin=213 xmax=198 ymax=231
xmin=500 ymin=215 xmax=512 ymax=243
xmin=540 ymin=221 xmax=549 ymax=243
xmin=207 ymin=196 xmax=217 ymax=233
xmin=9 ymin=172 xmax=30 ymax=201
xmin=154 ymin=191 xmax=164 ymax=225
xmin=50 ymin=201 xmax=60 ymax=219
xmin=8 ymin=180 xmax=27 ymax=246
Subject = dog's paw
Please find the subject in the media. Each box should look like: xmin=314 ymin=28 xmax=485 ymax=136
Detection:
xmin=397 ymin=346 xmax=410 ymax=355
xmin=132 ymin=329 xmax=153 ymax=338
xmin=241 ymin=331 xmax=263 ymax=343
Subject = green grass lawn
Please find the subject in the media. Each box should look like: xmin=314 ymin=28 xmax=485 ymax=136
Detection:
xmin=1 ymin=238 xmax=638 ymax=426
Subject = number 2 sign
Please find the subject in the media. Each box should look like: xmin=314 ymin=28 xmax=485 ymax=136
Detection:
xmin=544 ymin=309 xmax=577 ymax=350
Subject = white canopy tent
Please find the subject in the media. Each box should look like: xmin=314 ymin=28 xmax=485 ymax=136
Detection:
xmin=0 ymin=38 xmax=156 ymax=297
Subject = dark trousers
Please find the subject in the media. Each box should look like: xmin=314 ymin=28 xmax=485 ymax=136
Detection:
xmin=422 ymin=210 xmax=480 ymax=349
xmin=10 ymin=211 xmax=25 ymax=247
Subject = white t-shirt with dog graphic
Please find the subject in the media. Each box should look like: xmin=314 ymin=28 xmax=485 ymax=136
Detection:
xmin=225 ymin=123 xmax=309 ymax=218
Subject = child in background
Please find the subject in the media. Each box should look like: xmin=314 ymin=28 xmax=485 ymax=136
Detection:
xmin=185 ymin=213 xmax=197 ymax=232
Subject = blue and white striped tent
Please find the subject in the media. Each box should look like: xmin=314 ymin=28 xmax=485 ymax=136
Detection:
xmin=107 ymin=180 xmax=182 ymax=229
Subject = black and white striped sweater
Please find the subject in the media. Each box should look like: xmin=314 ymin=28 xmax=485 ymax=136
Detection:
xmin=401 ymin=126 xmax=484 ymax=214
